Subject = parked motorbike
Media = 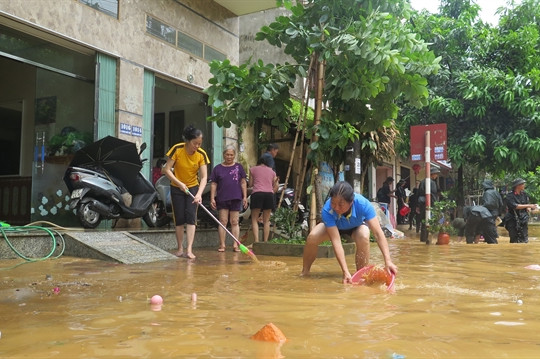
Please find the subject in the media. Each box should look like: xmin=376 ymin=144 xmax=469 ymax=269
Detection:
xmin=63 ymin=136 xmax=159 ymax=229
xmin=154 ymin=175 xmax=216 ymax=228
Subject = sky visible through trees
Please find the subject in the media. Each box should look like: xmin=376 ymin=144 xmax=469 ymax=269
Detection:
xmin=409 ymin=0 xmax=522 ymax=24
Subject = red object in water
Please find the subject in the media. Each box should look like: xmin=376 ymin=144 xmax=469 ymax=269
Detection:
xmin=351 ymin=265 xmax=395 ymax=292
xmin=437 ymin=232 xmax=450 ymax=245
xmin=251 ymin=323 xmax=287 ymax=343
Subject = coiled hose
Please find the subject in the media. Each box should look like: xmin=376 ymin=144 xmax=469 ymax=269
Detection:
xmin=0 ymin=220 xmax=81 ymax=268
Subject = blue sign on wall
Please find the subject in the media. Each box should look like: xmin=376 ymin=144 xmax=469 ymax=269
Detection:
xmin=119 ymin=123 xmax=143 ymax=137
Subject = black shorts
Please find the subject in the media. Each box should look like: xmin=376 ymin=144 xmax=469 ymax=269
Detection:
xmin=339 ymin=227 xmax=358 ymax=236
xmin=250 ymin=192 xmax=275 ymax=211
xmin=338 ymin=222 xmax=367 ymax=236
xmin=170 ymin=185 xmax=198 ymax=225
xmin=216 ymin=199 xmax=242 ymax=212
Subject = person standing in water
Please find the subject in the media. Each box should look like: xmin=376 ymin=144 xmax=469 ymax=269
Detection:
xmin=209 ymin=145 xmax=248 ymax=252
xmin=481 ymin=179 xmax=504 ymax=244
xmin=504 ymin=178 xmax=537 ymax=243
xmin=301 ymin=181 xmax=398 ymax=284
xmin=249 ymin=155 xmax=279 ymax=243
xmin=163 ymin=125 xmax=210 ymax=259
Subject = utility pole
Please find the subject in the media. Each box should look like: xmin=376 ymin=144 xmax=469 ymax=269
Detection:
xmin=344 ymin=140 xmax=362 ymax=193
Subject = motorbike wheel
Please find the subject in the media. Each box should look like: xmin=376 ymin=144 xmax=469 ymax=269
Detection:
xmin=143 ymin=201 xmax=159 ymax=227
xmin=77 ymin=202 xmax=102 ymax=229
xmin=154 ymin=200 xmax=171 ymax=227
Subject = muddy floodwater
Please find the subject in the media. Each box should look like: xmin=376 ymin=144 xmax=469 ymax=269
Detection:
xmin=2 ymin=226 xmax=540 ymax=358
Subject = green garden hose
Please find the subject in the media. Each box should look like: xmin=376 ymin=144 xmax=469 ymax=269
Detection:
xmin=0 ymin=221 xmax=67 ymax=268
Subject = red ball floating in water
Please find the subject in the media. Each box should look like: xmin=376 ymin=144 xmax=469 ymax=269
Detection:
xmin=150 ymin=295 xmax=163 ymax=305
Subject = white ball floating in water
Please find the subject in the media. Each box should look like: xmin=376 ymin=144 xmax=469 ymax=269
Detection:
xmin=516 ymin=299 xmax=523 ymax=305
xmin=150 ymin=295 xmax=163 ymax=305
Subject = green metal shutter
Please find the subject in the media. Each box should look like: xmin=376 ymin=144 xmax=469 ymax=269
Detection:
xmin=143 ymin=70 xmax=155 ymax=177
xmin=96 ymin=53 xmax=117 ymax=138
xmin=213 ymin=121 xmax=222 ymax=166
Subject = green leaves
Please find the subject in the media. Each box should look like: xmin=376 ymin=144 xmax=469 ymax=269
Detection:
xmin=204 ymin=59 xmax=298 ymax=129
xmin=398 ymin=0 xmax=540 ymax=176
xmin=464 ymin=132 xmax=486 ymax=154
xmin=207 ymin=0 xmax=441 ymax=173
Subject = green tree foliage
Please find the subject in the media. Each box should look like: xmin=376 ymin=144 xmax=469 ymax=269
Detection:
xmin=205 ymin=59 xmax=297 ymax=132
xmin=205 ymin=0 xmax=440 ymax=171
xmin=399 ymin=0 xmax=540 ymax=177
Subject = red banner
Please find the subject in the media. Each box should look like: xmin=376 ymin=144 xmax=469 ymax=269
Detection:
xmin=410 ymin=124 xmax=447 ymax=162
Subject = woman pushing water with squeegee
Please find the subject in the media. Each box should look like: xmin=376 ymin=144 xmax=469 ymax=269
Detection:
xmin=301 ymin=181 xmax=398 ymax=284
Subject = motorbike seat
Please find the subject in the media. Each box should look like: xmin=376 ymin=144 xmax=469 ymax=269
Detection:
xmin=108 ymin=174 xmax=128 ymax=194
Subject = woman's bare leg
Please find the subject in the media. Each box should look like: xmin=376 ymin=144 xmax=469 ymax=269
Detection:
xmin=185 ymin=224 xmax=196 ymax=259
xmin=301 ymin=223 xmax=329 ymax=276
xmin=230 ymin=210 xmax=240 ymax=249
xmin=174 ymin=225 xmax=185 ymax=257
xmin=262 ymin=209 xmax=272 ymax=242
xmin=217 ymin=209 xmax=229 ymax=250
xmin=352 ymin=225 xmax=370 ymax=270
xmin=251 ymin=208 xmax=261 ymax=242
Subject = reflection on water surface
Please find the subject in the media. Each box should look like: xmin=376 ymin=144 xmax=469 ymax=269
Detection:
xmin=2 ymin=227 xmax=540 ymax=358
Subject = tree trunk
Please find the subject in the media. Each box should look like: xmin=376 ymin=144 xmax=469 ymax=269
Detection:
xmin=293 ymin=56 xmax=316 ymax=212
xmin=309 ymin=55 xmax=325 ymax=230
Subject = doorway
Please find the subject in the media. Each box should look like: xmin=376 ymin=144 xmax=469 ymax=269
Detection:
xmin=0 ymin=100 xmax=22 ymax=176
xmin=153 ymin=78 xmax=212 ymax=170
xmin=0 ymin=23 xmax=96 ymax=225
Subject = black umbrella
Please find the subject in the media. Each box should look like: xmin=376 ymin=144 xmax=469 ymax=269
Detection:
xmin=68 ymin=136 xmax=142 ymax=180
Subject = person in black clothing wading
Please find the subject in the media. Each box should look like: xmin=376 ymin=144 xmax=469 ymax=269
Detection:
xmin=504 ymin=178 xmax=537 ymax=243
xmin=396 ymin=179 xmax=408 ymax=225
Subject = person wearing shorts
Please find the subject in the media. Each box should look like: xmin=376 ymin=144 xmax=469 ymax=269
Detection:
xmin=301 ymin=181 xmax=398 ymax=284
xmin=210 ymin=145 xmax=248 ymax=252
xmin=249 ymin=156 xmax=278 ymax=242
xmin=163 ymin=125 xmax=210 ymax=259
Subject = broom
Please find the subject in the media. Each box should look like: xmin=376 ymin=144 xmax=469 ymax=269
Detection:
xmin=185 ymin=189 xmax=258 ymax=262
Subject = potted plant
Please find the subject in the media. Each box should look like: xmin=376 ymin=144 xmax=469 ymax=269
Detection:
xmin=426 ymin=198 xmax=457 ymax=245
xmin=252 ymin=207 xmax=355 ymax=257
xmin=271 ymin=206 xmax=305 ymax=242
xmin=47 ymin=127 xmax=92 ymax=157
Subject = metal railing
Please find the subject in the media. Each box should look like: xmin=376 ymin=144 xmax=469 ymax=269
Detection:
xmin=0 ymin=176 xmax=31 ymax=225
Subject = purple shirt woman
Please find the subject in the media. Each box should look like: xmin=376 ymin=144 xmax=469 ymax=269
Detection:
xmin=210 ymin=145 xmax=247 ymax=252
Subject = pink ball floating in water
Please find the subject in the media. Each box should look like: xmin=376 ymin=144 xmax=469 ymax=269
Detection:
xmin=150 ymin=295 xmax=163 ymax=305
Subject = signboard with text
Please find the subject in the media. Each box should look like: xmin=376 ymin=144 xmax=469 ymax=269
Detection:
xmin=410 ymin=124 xmax=447 ymax=162
xmin=120 ymin=123 xmax=143 ymax=137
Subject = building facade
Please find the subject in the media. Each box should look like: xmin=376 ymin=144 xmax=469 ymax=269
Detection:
xmin=0 ymin=0 xmax=274 ymax=226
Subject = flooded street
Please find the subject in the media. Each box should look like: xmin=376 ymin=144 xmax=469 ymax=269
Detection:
xmin=2 ymin=226 xmax=540 ymax=358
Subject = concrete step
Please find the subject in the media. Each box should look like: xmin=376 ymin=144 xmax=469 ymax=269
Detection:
xmin=0 ymin=226 xmax=253 ymax=262
xmin=64 ymin=231 xmax=177 ymax=264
